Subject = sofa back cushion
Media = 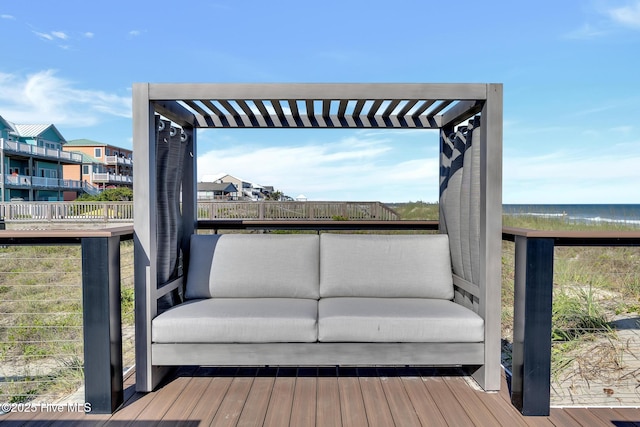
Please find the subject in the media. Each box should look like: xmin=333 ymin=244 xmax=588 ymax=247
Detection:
xmin=185 ymin=234 xmax=320 ymax=299
xmin=320 ymin=233 xmax=454 ymax=299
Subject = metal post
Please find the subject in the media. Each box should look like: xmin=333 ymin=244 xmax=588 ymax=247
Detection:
xmin=81 ymin=236 xmax=123 ymax=414
xmin=511 ymin=236 xmax=554 ymax=416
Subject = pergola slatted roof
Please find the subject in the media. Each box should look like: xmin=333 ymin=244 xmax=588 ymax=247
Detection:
xmin=147 ymin=83 xmax=488 ymax=130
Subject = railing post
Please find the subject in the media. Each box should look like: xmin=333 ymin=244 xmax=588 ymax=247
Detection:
xmin=81 ymin=236 xmax=124 ymax=414
xmin=511 ymin=236 xmax=554 ymax=416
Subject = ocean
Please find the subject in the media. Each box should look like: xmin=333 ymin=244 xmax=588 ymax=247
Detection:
xmin=502 ymin=204 xmax=640 ymax=227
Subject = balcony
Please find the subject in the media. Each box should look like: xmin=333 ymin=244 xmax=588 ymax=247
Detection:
xmin=3 ymin=174 xmax=85 ymax=190
xmin=0 ymin=221 xmax=639 ymax=424
xmin=1 ymin=139 xmax=82 ymax=163
xmin=104 ymin=155 xmax=133 ymax=167
xmin=92 ymin=173 xmax=133 ymax=185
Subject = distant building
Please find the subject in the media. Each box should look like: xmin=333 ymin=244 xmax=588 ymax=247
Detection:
xmin=1 ymin=114 xmax=88 ymax=201
xmin=197 ymin=182 xmax=239 ymax=200
xmin=201 ymin=173 xmax=272 ymax=201
xmin=62 ymin=139 xmax=133 ymax=199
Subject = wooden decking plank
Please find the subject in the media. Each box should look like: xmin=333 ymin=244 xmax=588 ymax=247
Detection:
xmin=563 ymin=407 xmax=617 ymax=427
xmin=289 ymin=374 xmax=317 ymax=427
xmin=161 ymin=376 xmax=215 ymax=422
xmin=420 ymin=375 xmax=476 ymax=426
xmin=210 ymin=376 xmax=254 ymax=427
xmin=133 ymin=375 xmax=192 ymax=421
xmin=337 ymin=370 xmax=368 ymax=427
xmin=262 ymin=373 xmax=295 ymax=427
xmin=377 ymin=368 xmax=421 ymax=427
xmin=358 ymin=370 xmax=394 ymax=427
xmin=317 ymin=368 xmax=342 ymax=427
xmin=589 ymin=407 xmax=640 ymax=427
xmin=179 ymin=376 xmax=233 ymax=426
xmin=236 ymin=375 xmax=275 ymax=427
xmin=400 ymin=375 xmax=449 ymax=427
xmin=612 ymin=408 xmax=640 ymax=426
xmin=446 ymin=375 xmax=526 ymax=427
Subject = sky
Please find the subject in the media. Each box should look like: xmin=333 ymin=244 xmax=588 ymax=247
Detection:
xmin=1 ymin=0 xmax=639 ymax=204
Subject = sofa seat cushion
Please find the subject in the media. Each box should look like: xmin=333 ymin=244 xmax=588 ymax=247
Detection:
xmin=320 ymin=234 xmax=454 ymax=299
xmin=318 ymin=298 xmax=483 ymax=343
xmin=185 ymin=234 xmax=320 ymax=299
xmin=152 ymin=298 xmax=318 ymax=343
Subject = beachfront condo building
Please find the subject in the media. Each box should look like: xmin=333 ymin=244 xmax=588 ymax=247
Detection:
xmin=62 ymin=139 xmax=133 ymax=199
xmin=0 ymin=114 xmax=91 ymax=202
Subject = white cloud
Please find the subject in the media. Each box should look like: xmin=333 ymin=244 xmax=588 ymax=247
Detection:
xmin=503 ymin=149 xmax=640 ymax=203
xmin=129 ymin=30 xmax=142 ymax=36
xmin=34 ymin=31 xmax=54 ymax=41
xmin=564 ymin=23 xmax=609 ymax=39
xmin=84 ymin=32 xmax=94 ymax=38
xmin=1 ymin=14 xmax=15 ymax=20
xmin=196 ymin=133 xmax=439 ymax=202
xmin=0 ymin=70 xmax=131 ymax=127
xmin=51 ymin=31 xmax=68 ymax=40
xmin=608 ymin=1 xmax=640 ymax=28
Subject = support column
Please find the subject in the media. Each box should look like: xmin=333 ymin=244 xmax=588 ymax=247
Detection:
xmin=511 ymin=236 xmax=554 ymax=416
xmin=81 ymin=236 xmax=123 ymax=414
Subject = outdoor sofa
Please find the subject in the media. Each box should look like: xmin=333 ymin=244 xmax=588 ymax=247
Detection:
xmin=150 ymin=232 xmax=485 ymax=369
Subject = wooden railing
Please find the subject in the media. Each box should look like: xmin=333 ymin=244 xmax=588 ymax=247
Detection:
xmin=198 ymin=201 xmax=400 ymax=221
xmin=0 ymin=201 xmax=400 ymax=222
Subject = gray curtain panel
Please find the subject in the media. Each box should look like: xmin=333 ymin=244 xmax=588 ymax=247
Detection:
xmin=155 ymin=117 xmax=190 ymax=287
xmin=439 ymin=117 xmax=481 ymax=286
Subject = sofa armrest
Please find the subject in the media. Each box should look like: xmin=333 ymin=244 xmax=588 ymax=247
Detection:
xmin=453 ymin=274 xmax=480 ymax=314
xmin=157 ymin=276 xmax=183 ymax=299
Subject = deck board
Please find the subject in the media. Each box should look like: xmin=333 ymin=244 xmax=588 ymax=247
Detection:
xmin=289 ymin=371 xmax=317 ymax=427
xmin=2 ymin=367 xmax=640 ymax=426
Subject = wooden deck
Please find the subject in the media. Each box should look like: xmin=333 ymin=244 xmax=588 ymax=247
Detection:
xmin=2 ymin=367 xmax=640 ymax=426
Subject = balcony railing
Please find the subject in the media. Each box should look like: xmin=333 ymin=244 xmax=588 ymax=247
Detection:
xmin=1 ymin=139 xmax=82 ymax=163
xmin=3 ymin=174 xmax=85 ymax=190
xmin=92 ymin=173 xmax=133 ymax=184
xmin=104 ymin=156 xmax=133 ymax=166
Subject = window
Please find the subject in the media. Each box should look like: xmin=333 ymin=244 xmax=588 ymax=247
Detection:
xmin=83 ymin=165 xmax=89 ymax=175
xmin=106 ymin=148 xmax=111 ymax=156
xmin=94 ymin=148 xmax=102 ymax=158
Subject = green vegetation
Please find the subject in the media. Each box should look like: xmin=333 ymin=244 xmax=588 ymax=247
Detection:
xmin=0 ymin=241 xmax=134 ymax=404
xmin=76 ymin=187 xmax=133 ymax=202
xmin=391 ymin=201 xmax=439 ymax=220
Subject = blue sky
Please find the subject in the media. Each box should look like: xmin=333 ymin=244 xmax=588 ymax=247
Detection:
xmin=1 ymin=1 xmax=639 ymax=203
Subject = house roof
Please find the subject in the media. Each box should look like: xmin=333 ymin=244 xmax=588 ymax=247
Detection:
xmin=197 ymin=182 xmax=238 ymax=192
xmin=66 ymin=139 xmax=132 ymax=152
xmin=10 ymin=123 xmax=66 ymax=142
xmin=65 ymin=138 xmax=107 ymax=147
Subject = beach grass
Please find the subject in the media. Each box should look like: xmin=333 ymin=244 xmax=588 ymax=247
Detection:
xmin=0 ymin=241 xmax=134 ymax=404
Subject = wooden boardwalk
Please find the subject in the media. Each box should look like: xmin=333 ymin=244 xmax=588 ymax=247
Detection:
xmin=2 ymin=366 xmax=640 ymax=426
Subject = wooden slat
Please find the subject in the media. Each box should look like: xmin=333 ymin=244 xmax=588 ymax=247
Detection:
xmin=358 ymin=369 xmax=395 ymax=427
xmin=237 ymin=375 xmax=275 ymax=427
xmin=337 ymin=371 xmax=368 ymax=427
xmin=177 ymin=376 xmax=233 ymax=426
xmin=400 ymin=375 xmax=449 ymax=427
xmin=377 ymin=368 xmax=421 ymax=427
xmin=420 ymin=375 xmax=476 ymax=426
xmin=289 ymin=369 xmax=317 ymax=427
xmin=263 ymin=374 xmax=295 ymax=427
xmin=210 ymin=376 xmax=254 ymax=427
xmin=317 ymin=371 xmax=342 ymax=427
xmin=563 ymin=407 xmax=619 ymax=427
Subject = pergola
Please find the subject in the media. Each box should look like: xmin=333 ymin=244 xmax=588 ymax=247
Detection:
xmin=132 ymin=83 xmax=503 ymax=392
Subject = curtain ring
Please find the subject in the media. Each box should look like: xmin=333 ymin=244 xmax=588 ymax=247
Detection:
xmin=180 ymin=130 xmax=188 ymax=142
xmin=158 ymin=121 xmax=165 ymax=131
xmin=170 ymin=126 xmax=177 ymax=137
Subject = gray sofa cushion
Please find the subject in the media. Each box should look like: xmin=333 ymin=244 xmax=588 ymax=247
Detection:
xmin=318 ymin=298 xmax=483 ymax=342
xmin=185 ymin=234 xmax=320 ymax=299
xmin=152 ymin=298 xmax=318 ymax=343
xmin=320 ymin=234 xmax=454 ymax=299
